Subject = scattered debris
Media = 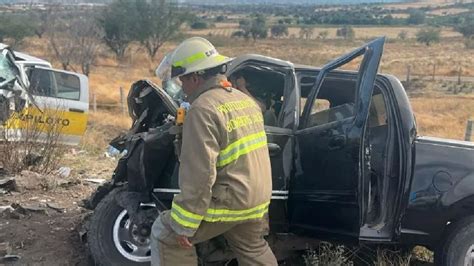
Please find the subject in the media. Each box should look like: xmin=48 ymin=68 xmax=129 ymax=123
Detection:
xmin=11 ymin=203 xmax=48 ymax=215
xmin=0 ymin=177 xmax=17 ymax=192
xmin=0 ymin=205 xmax=14 ymax=213
xmin=105 ymin=145 xmax=120 ymax=158
xmin=0 ymin=242 xmax=11 ymax=257
xmin=1 ymin=208 xmax=23 ymax=220
xmin=0 ymin=254 xmax=21 ymax=263
xmin=56 ymin=167 xmax=71 ymax=178
xmin=47 ymin=203 xmax=65 ymax=213
xmin=84 ymin=178 xmax=107 ymax=185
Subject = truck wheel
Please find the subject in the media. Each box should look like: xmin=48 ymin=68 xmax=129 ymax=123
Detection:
xmin=437 ymin=216 xmax=474 ymax=266
xmin=87 ymin=187 xmax=159 ymax=265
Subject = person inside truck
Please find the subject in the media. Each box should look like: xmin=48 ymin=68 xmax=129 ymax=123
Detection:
xmin=230 ymin=71 xmax=277 ymax=126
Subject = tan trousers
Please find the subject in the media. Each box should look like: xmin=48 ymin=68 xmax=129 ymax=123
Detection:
xmin=151 ymin=210 xmax=277 ymax=266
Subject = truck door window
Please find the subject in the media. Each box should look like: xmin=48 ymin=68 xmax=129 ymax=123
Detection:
xmin=29 ymin=68 xmax=55 ymax=97
xmin=368 ymin=93 xmax=387 ymax=127
xmin=229 ymin=67 xmax=285 ymax=127
xmin=300 ymin=75 xmax=356 ymax=128
xmin=28 ymin=68 xmax=80 ymax=101
xmin=55 ymin=72 xmax=80 ymax=100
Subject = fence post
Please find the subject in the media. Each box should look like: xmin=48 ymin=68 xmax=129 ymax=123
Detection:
xmin=406 ymin=65 xmax=411 ymax=88
xmin=458 ymin=66 xmax=462 ymax=85
xmin=119 ymin=87 xmax=126 ymax=116
xmin=432 ymin=63 xmax=436 ymax=81
xmin=93 ymin=93 xmax=97 ymax=112
xmin=465 ymin=120 xmax=473 ymax=142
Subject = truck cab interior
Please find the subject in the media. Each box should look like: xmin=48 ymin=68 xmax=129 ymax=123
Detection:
xmin=228 ymin=65 xmax=286 ymax=127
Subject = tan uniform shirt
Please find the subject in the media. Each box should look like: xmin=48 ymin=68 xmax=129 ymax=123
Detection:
xmin=169 ymin=75 xmax=272 ymax=237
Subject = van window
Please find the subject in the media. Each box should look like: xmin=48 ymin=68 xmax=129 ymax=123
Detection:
xmin=28 ymin=68 xmax=80 ymax=101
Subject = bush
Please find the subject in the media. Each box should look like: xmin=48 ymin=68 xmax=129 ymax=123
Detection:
xmin=215 ymin=15 xmax=226 ymax=22
xmin=336 ymin=25 xmax=355 ymax=40
xmin=455 ymin=20 xmax=474 ymax=38
xmin=398 ymin=30 xmax=408 ymax=40
xmin=271 ymin=24 xmax=289 ymax=38
xmin=465 ymin=37 xmax=474 ymax=49
xmin=190 ymin=21 xmax=209 ymax=29
xmin=407 ymin=10 xmax=426 ymax=25
xmin=1 ymin=105 xmax=67 ymax=174
xmin=416 ymin=28 xmax=440 ymax=46
xmin=0 ymin=14 xmax=35 ymax=48
xmin=318 ymin=30 xmax=329 ymax=40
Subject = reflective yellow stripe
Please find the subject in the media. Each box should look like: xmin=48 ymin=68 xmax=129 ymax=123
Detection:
xmin=173 ymin=52 xmax=207 ymax=67
xmin=217 ymin=131 xmax=267 ymax=167
xmin=171 ymin=200 xmax=270 ymax=227
xmin=204 ymin=210 xmax=268 ymax=222
xmin=207 ymin=201 xmax=270 ymax=216
xmin=172 ymin=202 xmax=204 ymax=220
xmin=173 ymin=52 xmax=227 ymax=68
xmin=204 ymin=202 xmax=270 ymax=222
xmin=171 ymin=212 xmax=200 ymax=229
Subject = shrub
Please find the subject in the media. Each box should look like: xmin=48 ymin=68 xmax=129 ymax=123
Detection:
xmin=336 ymin=25 xmax=355 ymax=40
xmin=416 ymin=28 xmax=441 ymax=46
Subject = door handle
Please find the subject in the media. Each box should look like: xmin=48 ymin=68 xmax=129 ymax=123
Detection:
xmin=268 ymin=143 xmax=281 ymax=157
xmin=69 ymin=108 xmax=84 ymax=113
xmin=328 ymin=135 xmax=346 ymax=150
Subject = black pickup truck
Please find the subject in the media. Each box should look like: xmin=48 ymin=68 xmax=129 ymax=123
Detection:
xmin=85 ymin=37 xmax=474 ymax=266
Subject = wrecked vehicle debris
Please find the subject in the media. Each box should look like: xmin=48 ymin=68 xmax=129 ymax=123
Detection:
xmin=0 ymin=44 xmax=89 ymax=146
xmin=84 ymin=37 xmax=474 ymax=265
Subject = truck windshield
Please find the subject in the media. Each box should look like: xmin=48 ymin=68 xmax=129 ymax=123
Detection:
xmin=0 ymin=49 xmax=21 ymax=88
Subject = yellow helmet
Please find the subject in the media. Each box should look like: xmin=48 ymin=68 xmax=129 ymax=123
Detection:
xmin=170 ymin=37 xmax=232 ymax=78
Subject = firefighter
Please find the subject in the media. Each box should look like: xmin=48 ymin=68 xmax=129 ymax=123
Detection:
xmin=151 ymin=37 xmax=277 ymax=265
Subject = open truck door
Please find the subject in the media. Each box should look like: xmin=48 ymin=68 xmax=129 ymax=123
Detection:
xmin=7 ymin=67 xmax=89 ymax=145
xmin=289 ymin=38 xmax=388 ymax=241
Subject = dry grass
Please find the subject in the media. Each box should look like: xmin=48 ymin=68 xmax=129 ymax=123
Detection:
xmin=410 ymin=94 xmax=474 ymax=140
xmin=80 ymin=110 xmax=131 ymax=153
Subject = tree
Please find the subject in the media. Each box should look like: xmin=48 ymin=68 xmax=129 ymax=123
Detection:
xmin=47 ymin=11 xmax=78 ymax=71
xmin=190 ymin=21 xmax=209 ymax=29
xmin=239 ymin=15 xmax=268 ymax=41
xmin=398 ymin=30 xmax=408 ymax=40
xmin=416 ymin=28 xmax=440 ymax=46
xmin=70 ymin=15 xmax=103 ymax=76
xmin=215 ymin=15 xmax=226 ymax=22
xmin=99 ymin=0 xmax=136 ymax=60
xmin=30 ymin=8 xmax=54 ymax=39
xmin=0 ymin=14 xmax=35 ymax=48
xmin=455 ymin=20 xmax=474 ymax=38
xmin=47 ymin=10 xmax=102 ymax=75
xmin=382 ymin=14 xmax=394 ymax=25
xmin=318 ymin=30 xmax=329 ymax=40
xmin=407 ymin=10 xmax=426 ymax=25
xmin=299 ymin=27 xmax=314 ymax=39
xmin=134 ymin=0 xmax=184 ymax=61
xmin=271 ymin=24 xmax=288 ymax=38
xmin=336 ymin=25 xmax=355 ymax=40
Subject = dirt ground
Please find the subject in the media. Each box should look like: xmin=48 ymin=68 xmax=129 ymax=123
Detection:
xmin=0 ymin=151 xmax=117 ymax=265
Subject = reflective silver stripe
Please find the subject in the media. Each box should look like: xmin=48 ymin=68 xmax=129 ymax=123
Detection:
xmin=153 ymin=188 xmax=181 ymax=193
xmin=271 ymin=196 xmax=288 ymax=200
xmin=154 ymin=188 xmax=289 ymax=195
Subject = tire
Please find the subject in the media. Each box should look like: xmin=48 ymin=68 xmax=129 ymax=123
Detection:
xmin=436 ymin=216 xmax=474 ymax=266
xmin=87 ymin=187 xmax=158 ymax=266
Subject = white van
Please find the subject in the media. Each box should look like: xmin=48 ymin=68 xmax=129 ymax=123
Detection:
xmin=0 ymin=44 xmax=89 ymax=145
